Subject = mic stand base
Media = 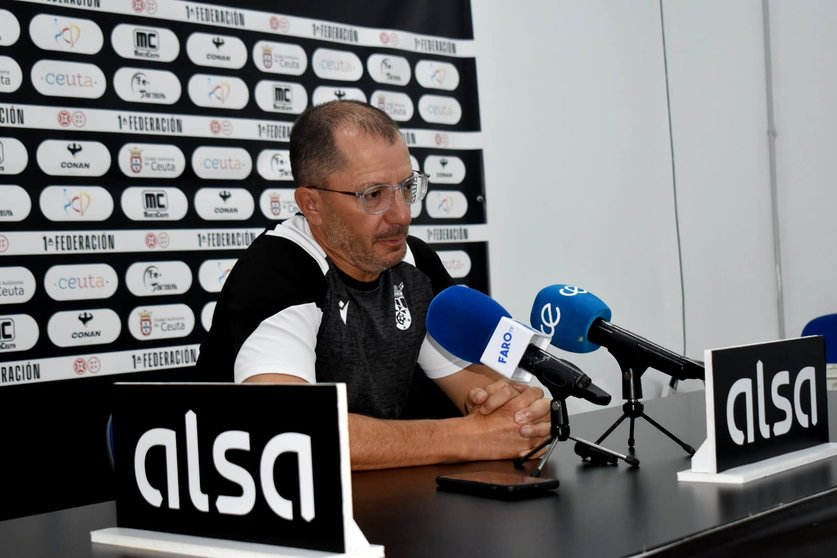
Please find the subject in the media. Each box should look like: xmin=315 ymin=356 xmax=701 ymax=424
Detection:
xmin=513 ymin=397 xmax=638 ymax=476
xmin=595 ymin=399 xmax=696 ymax=456
xmin=572 ymin=435 xmax=640 ymax=467
xmin=591 ymin=353 xmax=696 ymax=457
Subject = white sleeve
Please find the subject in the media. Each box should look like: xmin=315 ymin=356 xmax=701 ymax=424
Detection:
xmin=418 ymin=333 xmax=472 ymax=380
xmin=234 ymin=302 xmax=322 ymax=383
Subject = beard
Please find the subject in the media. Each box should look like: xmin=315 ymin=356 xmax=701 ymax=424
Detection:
xmin=322 ymin=217 xmax=409 ymax=276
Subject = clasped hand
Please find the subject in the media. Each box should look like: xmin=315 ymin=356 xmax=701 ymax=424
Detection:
xmin=467 ymin=380 xmax=551 ymax=454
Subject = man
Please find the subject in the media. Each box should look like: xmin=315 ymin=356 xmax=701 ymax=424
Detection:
xmin=197 ymin=100 xmax=549 ymax=469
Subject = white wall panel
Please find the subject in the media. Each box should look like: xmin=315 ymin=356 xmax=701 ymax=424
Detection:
xmin=473 ymin=0 xmax=683 ymax=411
xmin=768 ymin=0 xmax=837 ymax=337
xmin=662 ymin=0 xmax=779 ymax=355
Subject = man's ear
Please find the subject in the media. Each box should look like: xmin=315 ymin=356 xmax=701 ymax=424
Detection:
xmin=294 ymin=187 xmax=323 ymax=225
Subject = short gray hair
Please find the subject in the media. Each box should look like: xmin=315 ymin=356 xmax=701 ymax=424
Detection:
xmin=289 ymin=100 xmax=402 ymax=187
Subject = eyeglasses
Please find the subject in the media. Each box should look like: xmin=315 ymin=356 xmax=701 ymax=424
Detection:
xmin=304 ymin=171 xmax=429 ymax=215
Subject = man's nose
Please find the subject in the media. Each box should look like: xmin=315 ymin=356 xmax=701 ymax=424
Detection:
xmin=385 ymin=187 xmax=412 ymax=223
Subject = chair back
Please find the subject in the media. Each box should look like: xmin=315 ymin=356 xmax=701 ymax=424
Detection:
xmin=801 ymin=314 xmax=837 ymax=363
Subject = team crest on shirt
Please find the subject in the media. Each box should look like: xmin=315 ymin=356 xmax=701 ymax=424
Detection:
xmin=393 ymin=282 xmax=411 ymax=331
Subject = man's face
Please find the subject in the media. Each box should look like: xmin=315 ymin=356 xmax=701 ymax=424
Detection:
xmin=311 ymin=126 xmax=414 ymax=282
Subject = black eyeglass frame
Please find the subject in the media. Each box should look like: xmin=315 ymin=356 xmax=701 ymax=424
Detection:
xmin=303 ymin=170 xmax=429 ymax=215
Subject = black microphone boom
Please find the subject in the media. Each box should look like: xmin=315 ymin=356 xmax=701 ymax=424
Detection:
xmin=588 ymin=318 xmax=704 ymax=381
xmin=519 ymin=346 xmax=611 ymax=406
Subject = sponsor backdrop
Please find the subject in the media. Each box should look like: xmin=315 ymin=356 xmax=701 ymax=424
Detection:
xmin=0 ymin=0 xmax=486 ymax=519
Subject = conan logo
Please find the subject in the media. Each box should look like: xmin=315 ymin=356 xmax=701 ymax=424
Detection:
xmin=726 ymin=361 xmax=818 ymax=445
xmin=134 ymin=411 xmax=314 ymax=520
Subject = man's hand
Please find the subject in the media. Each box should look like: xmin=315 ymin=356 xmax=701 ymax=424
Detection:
xmin=467 ymin=379 xmax=551 ymax=440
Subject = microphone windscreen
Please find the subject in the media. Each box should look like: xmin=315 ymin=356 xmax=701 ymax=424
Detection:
xmin=530 ymin=285 xmax=612 ymax=353
xmin=427 ymin=285 xmax=511 ymax=363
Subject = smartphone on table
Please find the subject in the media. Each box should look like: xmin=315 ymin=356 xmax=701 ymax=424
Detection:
xmin=436 ymin=471 xmax=559 ymax=499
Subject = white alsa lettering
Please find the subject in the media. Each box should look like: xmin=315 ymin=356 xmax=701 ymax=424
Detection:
xmin=726 ymin=361 xmax=817 ymax=445
xmin=134 ymin=410 xmax=315 ymax=520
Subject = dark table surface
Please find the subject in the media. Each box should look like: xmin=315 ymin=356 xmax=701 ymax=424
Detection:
xmin=4 ymin=390 xmax=837 ymax=557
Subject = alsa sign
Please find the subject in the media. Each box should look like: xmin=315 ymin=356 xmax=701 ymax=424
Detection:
xmin=112 ymin=383 xmax=352 ymax=553
xmin=707 ymin=336 xmax=829 ymax=472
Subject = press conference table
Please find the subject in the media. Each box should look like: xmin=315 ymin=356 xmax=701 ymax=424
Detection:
xmin=4 ymin=390 xmax=837 ymax=557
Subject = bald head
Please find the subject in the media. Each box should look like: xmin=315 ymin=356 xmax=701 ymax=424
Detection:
xmin=290 ymin=100 xmax=403 ymax=187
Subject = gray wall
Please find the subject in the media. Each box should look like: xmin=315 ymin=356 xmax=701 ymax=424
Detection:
xmin=472 ymin=0 xmax=836 ymax=412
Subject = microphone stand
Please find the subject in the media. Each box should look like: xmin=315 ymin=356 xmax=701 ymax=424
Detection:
xmin=514 ymin=371 xmax=639 ymax=477
xmin=592 ymin=350 xmax=695 ymax=456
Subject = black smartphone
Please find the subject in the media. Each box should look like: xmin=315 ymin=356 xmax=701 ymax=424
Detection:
xmin=436 ymin=471 xmax=559 ymax=499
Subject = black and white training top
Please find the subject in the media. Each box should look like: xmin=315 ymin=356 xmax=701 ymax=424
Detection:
xmin=195 ymin=214 xmax=468 ymax=419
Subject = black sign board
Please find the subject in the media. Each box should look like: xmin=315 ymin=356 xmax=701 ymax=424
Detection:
xmin=687 ymin=336 xmax=830 ymax=477
xmin=110 ymin=382 xmax=352 ymax=553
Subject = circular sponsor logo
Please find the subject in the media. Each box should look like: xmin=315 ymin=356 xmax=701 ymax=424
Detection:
xmin=39 ymin=185 xmax=113 ymax=222
xmin=191 ymin=146 xmax=251 ymax=180
xmin=0 ymin=10 xmax=21 ymax=46
xmin=367 ymin=54 xmax=411 ymax=86
xmin=186 ymin=32 xmax=247 ymax=69
xmin=312 ymin=48 xmax=363 ymax=81
xmin=437 ymin=250 xmax=472 ymax=278
xmin=73 ymin=356 xmax=102 ymax=375
xmin=198 ymin=259 xmax=237 ymax=293
xmin=0 ymin=56 xmax=23 ymax=93
xmin=423 ymin=155 xmax=466 ymax=184
xmin=113 ymin=67 xmax=181 ymax=105
xmin=0 ymin=185 xmax=32 ymax=221
xmin=258 ymin=188 xmax=299 ymax=220
xmin=194 ymin=187 xmax=254 ymax=221
xmin=36 ymin=140 xmax=111 ymax=177
xmin=29 ymin=13 xmax=104 ymax=54
xmin=44 ymin=263 xmax=118 ymax=301
xmin=121 ymin=187 xmax=188 ymax=221
xmin=47 ymin=308 xmax=121 ymax=347
xmin=418 ymin=94 xmax=462 ymax=125
xmin=252 ymin=40 xmax=307 ymax=76
xmin=0 ymin=137 xmax=29 ymax=175
xmin=128 ymin=303 xmax=195 ymax=340
xmin=187 ymin=73 xmax=249 ymax=110
xmin=0 ymin=266 xmax=36 ymax=304
xmin=111 ymin=24 xmax=180 ymax=62
xmin=426 ymin=190 xmax=469 ymax=219
xmin=31 ymin=59 xmax=107 ymax=99
xmin=256 ymin=149 xmax=293 ymax=181
xmin=371 ymin=90 xmax=414 ymax=122
xmin=415 ymin=60 xmax=460 ymax=91
xmin=125 ymin=260 xmax=193 ymax=296
xmin=118 ymin=143 xmax=185 ymax=178
xmin=0 ymin=313 xmax=39 ymax=353
xmin=253 ymin=80 xmax=308 ymax=114
xmin=312 ymin=86 xmax=366 ymax=106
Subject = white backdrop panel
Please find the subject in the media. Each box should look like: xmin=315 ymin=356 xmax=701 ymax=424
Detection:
xmin=769 ymin=0 xmax=837 ymax=337
xmin=473 ymin=0 xmax=683 ymax=412
xmin=662 ymin=0 xmax=780 ymax=356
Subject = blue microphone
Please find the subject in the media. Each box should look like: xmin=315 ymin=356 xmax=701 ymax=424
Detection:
xmin=427 ymin=285 xmax=610 ymax=405
xmin=426 ymin=284 xmax=512 ymax=364
xmin=530 ymin=285 xmax=704 ymax=381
